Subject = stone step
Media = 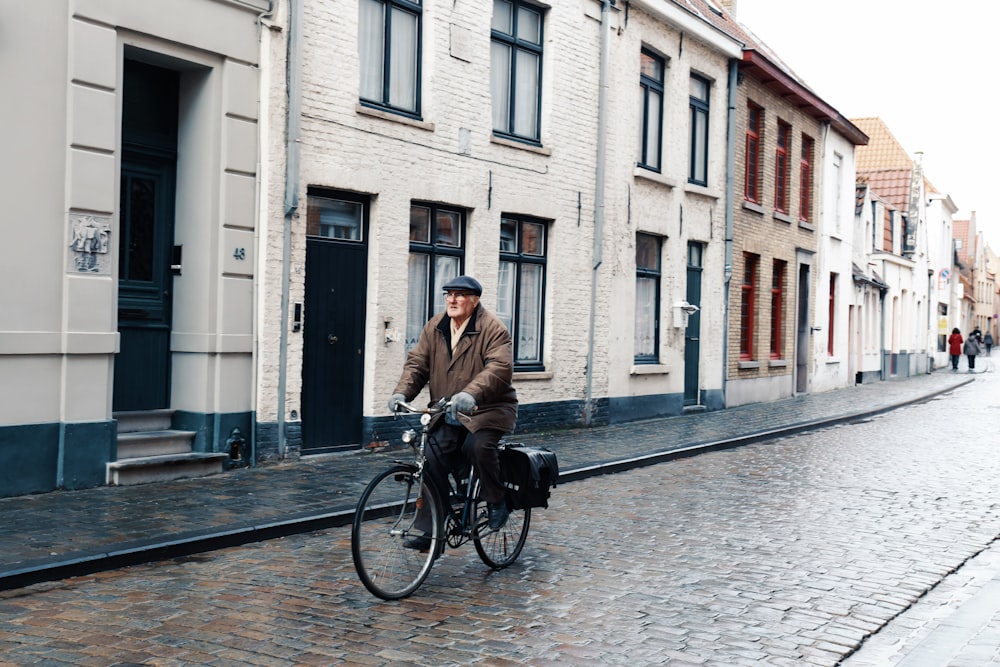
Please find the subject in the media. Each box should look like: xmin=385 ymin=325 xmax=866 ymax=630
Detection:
xmin=106 ymin=453 xmax=229 ymax=486
xmin=117 ymin=430 xmax=197 ymax=459
xmin=114 ymin=409 xmax=174 ymax=434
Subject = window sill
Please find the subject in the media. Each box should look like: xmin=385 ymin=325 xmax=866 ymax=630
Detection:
xmin=513 ymin=370 xmax=553 ymax=381
xmin=773 ymin=211 xmax=794 ymax=225
xmin=798 ymin=220 xmax=815 ymax=232
xmin=742 ymin=200 xmax=765 ymax=215
xmin=767 ymin=359 xmax=788 ymax=368
xmin=490 ymin=134 xmax=551 ymax=155
xmin=826 ymin=357 xmax=841 ymax=365
xmin=634 ymin=167 xmax=676 ymax=189
xmin=683 ymin=183 xmax=720 ymax=200
xmin=737 ymin=360 xmax=761 ymax=370
xmin=630 ymin=363 xmax=670 ymax=375
xmin=356 ymin=103 xmax=435 ymax=131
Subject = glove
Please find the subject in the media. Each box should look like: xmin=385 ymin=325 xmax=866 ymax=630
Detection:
xmin=388 ymin=393 xmax=406 ymax=412
xmin=448 ymin=392 xmax=476 ymax=422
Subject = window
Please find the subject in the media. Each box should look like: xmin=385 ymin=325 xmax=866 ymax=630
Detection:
xmin=634 ymin=233 xmax=662 ymax=361
xmin=744 ymin=102 xmax=762 ymax=202
xmin=774 ymin=121 xmax=790 ymax=213
xmin=306 ymin=194 xmax=364 ymax=241
xmin=798 ymin=133 xmax=814 ymax=222
xmin=827 ymin=273 xmax=837 ymax=355
xmin=498 ymin=215 xmax=547 ymax=368
xmin=740 ymin=253 xmax=758 ymax=360
xmin=638 ymin=49 xmax=665 ymax=171
xmin=831 ymin=153 xmax=843 ymax=232
xmin=770 ymin=260 xmax=785 ymax=359
xmin=689 ymin=74 xmax=710 ymax=185
xmin=359 ymin=0 xmax=421 ymax=116
xmin=406 ymin=203 xmax=464 ymax=348
xmin=491 ymin=0 xmax=543 ymax=143
xmin=883 ymin=208 xmax=893 ymax=252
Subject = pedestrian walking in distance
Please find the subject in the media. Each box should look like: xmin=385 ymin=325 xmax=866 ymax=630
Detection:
xmin=948 ymin=328 xmax=963 ymax=371
xmin=963 ymin=333 xmax=981 ymax=372
xmin=388 ymin=275 xmax=518 ymax=550
xmin=984 ymin=331 xmax=994 ymax=356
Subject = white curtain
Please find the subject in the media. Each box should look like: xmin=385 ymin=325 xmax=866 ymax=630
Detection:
xmin=388 ymin=7 xmax=417 ymax=112
xmin=517 ymin=264 xmax=542 ymax=362
xmin=406 ymin=254 xmax=429 ymax=350
xmin=644 ymin=89 xmax=661 ymax=167
xmin=490 ymin=42 xmax=511 ymax=132
xmin=433 ymin=256 xmax=459 ymax=314
xmin=358 ymin=0 xmax=384 ymax=102
xmin=635 ymin=277 xmax=656 ymax=357
xmin=497 ymin=261 xmax=515 ymax=332
xmin=513 ymin=49 xmax=538 ymax=139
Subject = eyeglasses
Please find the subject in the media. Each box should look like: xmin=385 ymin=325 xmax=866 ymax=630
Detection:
xmin=444 ymin=291 xmax=475 ymax=300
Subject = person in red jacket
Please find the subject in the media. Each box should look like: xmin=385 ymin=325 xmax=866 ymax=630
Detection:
xmin=948 ymin=328 xmax=963 ymax=371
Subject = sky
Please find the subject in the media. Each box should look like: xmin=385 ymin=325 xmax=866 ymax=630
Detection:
xmin=736 ymin=0 xmax=999 ymax=249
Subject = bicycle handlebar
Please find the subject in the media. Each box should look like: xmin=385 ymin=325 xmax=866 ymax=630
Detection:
xmin=393 ymin=396 xmax=474 ymax=421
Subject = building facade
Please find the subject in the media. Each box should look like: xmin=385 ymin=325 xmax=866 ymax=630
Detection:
xmin=724 ymin=34 xmax=866 ymax=407
xmin=0 ymin=0 xmax=265 ymax=497
xmin=255 ymin=0 xmax=745 ymax=459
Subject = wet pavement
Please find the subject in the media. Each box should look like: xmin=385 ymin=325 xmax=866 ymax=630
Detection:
xmin=0 ymin=367 xmax=1000 ymax=667
xmin=0 ymin=371 xmax=972 ymax=592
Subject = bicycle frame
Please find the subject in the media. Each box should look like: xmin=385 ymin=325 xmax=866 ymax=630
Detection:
xmin=393 ymin=399 xmax=486 ymax=549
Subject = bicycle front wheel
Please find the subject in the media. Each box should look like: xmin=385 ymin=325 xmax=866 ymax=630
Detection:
xmin=472 ymin=479 xmax=531 ymax=569
xmin=351 ymin=464 xmax=440 ymax=600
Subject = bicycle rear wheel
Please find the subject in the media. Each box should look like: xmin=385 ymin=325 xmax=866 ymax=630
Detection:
xmin=351 ymin=464 xmax=440 ymax=600
xmin=472 ymin=478 xmax=530 ymax=569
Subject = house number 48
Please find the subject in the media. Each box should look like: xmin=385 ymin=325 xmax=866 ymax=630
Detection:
xmin=233 ymin=247 xmax=246 ymax=260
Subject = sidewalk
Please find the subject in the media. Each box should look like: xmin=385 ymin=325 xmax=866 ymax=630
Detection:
xmin=0 ymin=371 xmax=973 ymax=592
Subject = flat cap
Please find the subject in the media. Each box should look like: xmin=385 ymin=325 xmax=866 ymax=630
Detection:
xmin=442 ymin=275 xmax=483 ymax=296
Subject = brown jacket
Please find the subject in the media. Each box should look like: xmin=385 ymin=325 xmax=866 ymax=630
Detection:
xmin=393 ymin=303 xmax=518 ymax=433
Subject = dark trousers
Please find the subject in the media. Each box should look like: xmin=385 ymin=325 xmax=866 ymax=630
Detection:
xmin=968 ymin=354 xmax=976 ymax=370
xmin=951 ymin=354 xmax=961 ymax=369
xmin=415 ymin=424 xmax=505 ymax=533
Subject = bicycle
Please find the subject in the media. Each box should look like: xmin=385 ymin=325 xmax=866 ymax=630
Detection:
xmin=351 ymin=398 xmax=531 ymax=600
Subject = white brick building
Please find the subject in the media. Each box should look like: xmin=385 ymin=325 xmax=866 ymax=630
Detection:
xmin=255 ymin=0 xmax=744 ymax=458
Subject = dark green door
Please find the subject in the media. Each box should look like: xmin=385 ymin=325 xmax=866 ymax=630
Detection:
xmin=113 ymin=60 xmax=178 ymax=412
xmin=683 ymin=243 xmax=703 ymax=406
xmin=301 ymin=193 xmax=369 ymax=452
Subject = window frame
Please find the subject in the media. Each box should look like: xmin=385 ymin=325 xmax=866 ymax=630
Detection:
xmin=305 ymin=191 xmax=367 ymax=243
xmin=406 ymin=202 xmax=466 ymax=348
xmin=638 ymin=48 xmax=666 ymax=172
xmin=688 ymin=74 xmax=711 ymax=186
xmin=744 ymin=102 xmax=762 ymax=202
xmin=798 ymin=133 xmax=814 ymax=222
xmin=774 ymin=121 xmax=791 ymax=213
xmin=498 ymin=214 xmax=548 ymax=370
xmin=634 ymin=232 xmax=663 ymax=363
xmin=740 ymin=253 xmax=758 ymax=360
xmin=358 ymin=0 xmax=423 ymax=119
xmin=827 ymin=273 xmax=837 ymax=355
xmin=490 ymin=0 xmax=544 ymax=145
xmin=770 ymin=259 xmax=785 ymax=359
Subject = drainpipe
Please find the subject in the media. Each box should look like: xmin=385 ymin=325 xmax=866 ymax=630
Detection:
xmin=721 ymin=58 xmax=738 ymax=404
xmin=249 ymin=0 xmax=276 ymax=466
xmin=584 ymin=0 xmax=611 ymax=426
xmin=277 ymin=0 xmax=302 ymax=457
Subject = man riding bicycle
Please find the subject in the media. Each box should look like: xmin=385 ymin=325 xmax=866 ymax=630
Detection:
xmin=388 ymin=275 xmax=518 ymax=550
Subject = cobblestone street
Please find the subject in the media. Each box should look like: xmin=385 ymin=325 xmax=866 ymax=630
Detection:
xmin=1 ymin=371 xmax=998 ymax=666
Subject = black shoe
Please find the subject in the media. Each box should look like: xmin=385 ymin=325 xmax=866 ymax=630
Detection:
xmin=487 ymin=503 xmax=509 ymax=531
xmin=403 ymin=534 xmax=432 ymax=551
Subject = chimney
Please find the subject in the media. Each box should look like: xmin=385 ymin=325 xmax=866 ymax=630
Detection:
xmin=715 ymin=0 xmax=737 ymax=16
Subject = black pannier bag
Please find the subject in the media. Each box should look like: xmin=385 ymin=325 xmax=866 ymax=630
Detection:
xmin=499 ymin=444 xmax=559 ymax=510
